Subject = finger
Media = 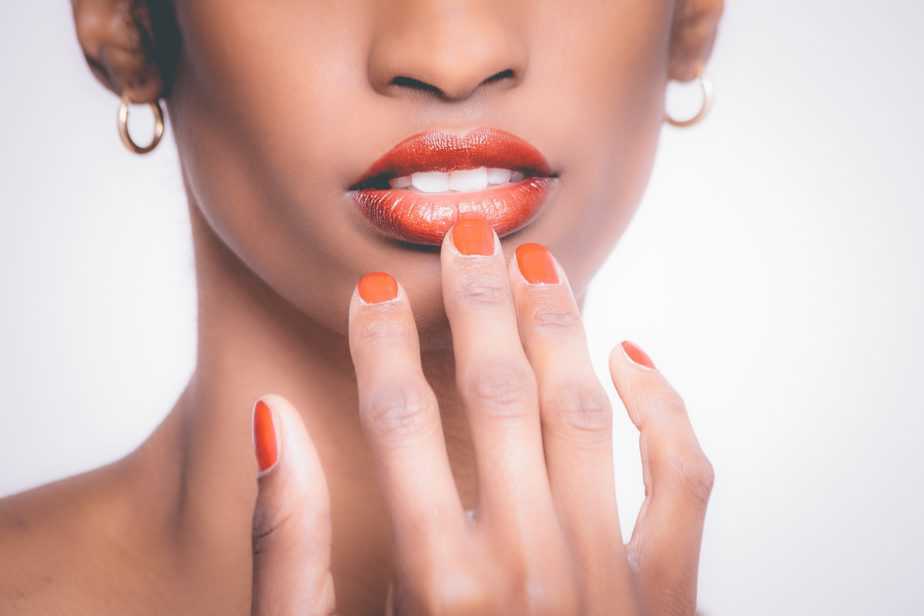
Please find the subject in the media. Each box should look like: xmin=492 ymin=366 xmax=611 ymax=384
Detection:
xmin=440 ymin=217 xmax=555 ymax=538
xmin=348 ymin=272 xmax=465 ymax=546
xmin=609 ymin=342 xmax=715 ymax=615
xmin=508 ymin=243 xmax=635 ymax=604
xmin=251 ymin=394 xmax=336 ymax=616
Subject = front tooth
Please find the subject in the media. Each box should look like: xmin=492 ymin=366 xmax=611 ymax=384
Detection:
xmin=411 ymin=171 xmax=450 ymax=193
xmin=389 ymin=175 xmax=412 ymax=189
xmin=449 ymin=167 xmax=488 ymax=192
xmin=486 ymin=168 xmax=512 ymax=185
xmin=510 ymin=170 xmax=525 ymax=182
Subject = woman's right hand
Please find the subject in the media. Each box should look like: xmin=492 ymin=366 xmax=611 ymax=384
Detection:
xmin=249 ymin=219 xmax=714 ymax=615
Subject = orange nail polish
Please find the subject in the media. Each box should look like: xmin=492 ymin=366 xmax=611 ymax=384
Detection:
xmin=621 ymin=340 xmax=656 ymax=369
xmin=253 ymin=399 xmax=278 ymax=473
xmin=516 ymin=243 xmax=559 ymax=284
xmin=358 ymin=272 xmax=398 ymax=303
xmin=452 ymin=216 xmax=494 ymax=256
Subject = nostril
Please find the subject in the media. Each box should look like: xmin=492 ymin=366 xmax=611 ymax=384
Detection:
xmin=390 ymin=75 xmax=443 ymax=97
xmin=481 ymin=68 xmax=515 ymax=86
xmin=388 ymin=68 xmax=517 ymax=101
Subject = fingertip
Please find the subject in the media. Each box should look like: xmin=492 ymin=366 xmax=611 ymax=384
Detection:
xmin=356 ymin=271 xmax=400 ymax=305
xmin=253 ymin=395 xmax=283 ymax=478
xmin=509 ymin=243 xmax=574 ymax=296
xmin=621 ymin=340 xmax=657 ymax=370
xmin=513 ymin=242 xmax=561 ymax=286
xmin=442 ymin=215 xmax=502 ymax=263
xmin=251 ymin=393 xmax=331 ymax=525
xmin=250 ymin=393 xmax=335 ymax=615
xmin=607 ymin=342 xmax=624 ymax=376
xmin=349 ymin=273 xmax=412 ymax=341
xmin=608 ymin=342 xmax=658 ymax=430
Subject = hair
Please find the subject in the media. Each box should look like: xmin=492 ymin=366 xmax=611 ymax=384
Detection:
xmin=143 ymin=1 xmax=180 ymax=93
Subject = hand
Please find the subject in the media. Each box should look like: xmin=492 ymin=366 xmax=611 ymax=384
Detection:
xmin=246 ymin=217 xmax=714 ymax=615
xmin=250 ymin=393 xmax=336 ymax=615
xmin=347 ymin=218 xmax=714 ymax=614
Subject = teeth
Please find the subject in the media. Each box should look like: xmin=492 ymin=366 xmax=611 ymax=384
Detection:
xmin=486 ymin=167 xmax=512 ymax=184
xmin=410 ymin=171 xmax=450 ymax=192
xmin=388 ymin=166 xmax=525 ymax=192
xmin=449 ymin=167 xmax=488 ymax=192
xmin=389 ymin=175 xmax=412 ymax=189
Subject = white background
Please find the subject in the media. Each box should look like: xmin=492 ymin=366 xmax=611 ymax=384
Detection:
xmin=2 ymin=2 xmax=922 ymax=614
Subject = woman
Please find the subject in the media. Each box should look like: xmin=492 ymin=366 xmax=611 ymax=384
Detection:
xmin=1 ymin=0 xmax=723 ymax=613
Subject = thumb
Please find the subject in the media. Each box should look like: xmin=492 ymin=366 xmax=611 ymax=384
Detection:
xmin=251 ymin=394 xmax=336 ymax=616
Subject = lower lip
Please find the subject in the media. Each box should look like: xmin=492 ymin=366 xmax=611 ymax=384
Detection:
xmin=350 ymin=177 xmax=556 ymax=245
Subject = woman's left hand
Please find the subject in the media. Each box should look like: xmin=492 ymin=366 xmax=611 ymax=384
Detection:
xmin=346 ymin=217 xmax=715 ymax=615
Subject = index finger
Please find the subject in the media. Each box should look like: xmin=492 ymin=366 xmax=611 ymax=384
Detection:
xmin=348 ymin=272 xmax=465 ymax=545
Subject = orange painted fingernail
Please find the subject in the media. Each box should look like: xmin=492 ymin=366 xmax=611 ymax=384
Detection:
xmin=621 ymin=340 xmax=656 ymax=370
xmin=253 ymin=399 xmax=278 ymax=473
xmin=358 ymin=272 xmax=398 ymax=304
xmin=452 ymin=216 xmax=495 ymax=256
xmin=516 ymin=243 xmax=559 ymax=284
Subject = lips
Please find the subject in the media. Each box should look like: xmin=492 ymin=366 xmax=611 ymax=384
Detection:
xmin=348 ymin=127 xmax=557 ymax=245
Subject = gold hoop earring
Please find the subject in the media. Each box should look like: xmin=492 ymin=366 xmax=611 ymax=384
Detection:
xmin=117 ymin=94 xmax=165 ymax=155
xmin=664 ymin=73 xmax=714 ymax=128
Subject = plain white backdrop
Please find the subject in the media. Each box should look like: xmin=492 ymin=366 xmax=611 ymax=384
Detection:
xmin=2 ymin=2 xmax=922 ymax=614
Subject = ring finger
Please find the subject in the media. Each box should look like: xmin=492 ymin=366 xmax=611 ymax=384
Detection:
xmin=348 ymin=273 xmax=465 ymax=547
xmin=508 ymin=242 xmax=635 ymax=605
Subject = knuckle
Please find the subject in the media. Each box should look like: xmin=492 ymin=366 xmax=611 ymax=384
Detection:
xmin=356 ymin=309 xmax=411 ymax=343
xmin=542 ymin=383 xmax=613 ymax=443
xmin=645 ymin=387 xmax=688 ymax=419
xmin=530 ymin=297 xmax=581 ymax=332
xmin=632 ymin=385 xmax=688 ymax=430
xmin=412 ymin=567 xmax=490 ymax=615
xmin=463 ymin=359 xmax=537 ymax=417
xmin=653 ymin=583 xmax=698 ymax=616
xmin=657 ymin=446 xmax=715 ymax=505
xmin=641 ymin=391 xmax=714 ymax=504
xmin=692 ymin=453 xmax=717 ymax=499
xmin=252 ymin=506 xmax=296 ymax=551
xmin=456 ymin=265 xmax=509 ymax=306
xmin=507 ymin=565 xmax=579 ymax=616
xmin=360 ymin=381 xmax=438 ymax=445
xmin=316 ymin=570 xmax=337 ymax=616
xmin=253 ymin=500 xmax=333 ymax=559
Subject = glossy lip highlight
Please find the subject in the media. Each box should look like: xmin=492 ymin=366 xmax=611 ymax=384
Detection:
xmin=347 ymin=127 xmax=558 ymax=245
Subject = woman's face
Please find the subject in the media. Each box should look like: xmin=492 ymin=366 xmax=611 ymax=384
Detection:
xmin=167 ymin=1 xmax=674 ymax=342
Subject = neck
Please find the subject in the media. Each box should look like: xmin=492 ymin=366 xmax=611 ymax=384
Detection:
xmin=131 ymin=194 xmax=478 ymax=612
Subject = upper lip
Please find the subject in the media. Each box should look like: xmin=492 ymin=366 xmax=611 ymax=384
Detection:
xmin=348 ymin=127 xmax=555 ymax=190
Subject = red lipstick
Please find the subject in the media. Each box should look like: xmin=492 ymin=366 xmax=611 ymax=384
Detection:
xmin=348 ymin=127 xmax=557 ymax=245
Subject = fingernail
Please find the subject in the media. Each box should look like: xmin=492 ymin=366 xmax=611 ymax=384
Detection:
xmin=516 ymin=243 xmax=559 ymax=284
xmin=358 ymin=271 xmax=398 ymax=304
xmin=621 ymin=340 xmax=656 ymax=370
xmin=452 ymin=216 xmax=495 ymax=256
xmin=253 ymin=399 xmax=278 ymax=473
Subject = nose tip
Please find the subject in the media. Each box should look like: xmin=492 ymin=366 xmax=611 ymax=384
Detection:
xmin=367 ymin=7 xmax=527 ymax=101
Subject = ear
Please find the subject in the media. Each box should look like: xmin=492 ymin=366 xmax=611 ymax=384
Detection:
xmin=668 ymin=0 xmax=725 ymax=81
xmin=71 ymin=0 xmax=179 ymax=102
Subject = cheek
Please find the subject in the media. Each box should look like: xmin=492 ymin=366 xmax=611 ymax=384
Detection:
xmin=525 ymin=3 xmax=672 ymax=292
xmin=170 ymin=2 xmax=376 ymax=335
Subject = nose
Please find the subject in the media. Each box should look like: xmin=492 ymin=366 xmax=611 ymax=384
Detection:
xmin=367 ymin=2 xmax=528 ymax=102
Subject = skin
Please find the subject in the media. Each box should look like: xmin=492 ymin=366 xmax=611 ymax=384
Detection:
xmin=0 ymin=0 xmax=723 ymax=614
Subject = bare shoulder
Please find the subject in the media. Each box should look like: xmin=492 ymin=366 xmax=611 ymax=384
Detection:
xmin=0 ymin=461 xmax=177 ymax=614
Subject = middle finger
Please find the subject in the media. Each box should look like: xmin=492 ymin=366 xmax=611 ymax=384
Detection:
xmin=441 ymin=216 xmax=557 ymax=538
